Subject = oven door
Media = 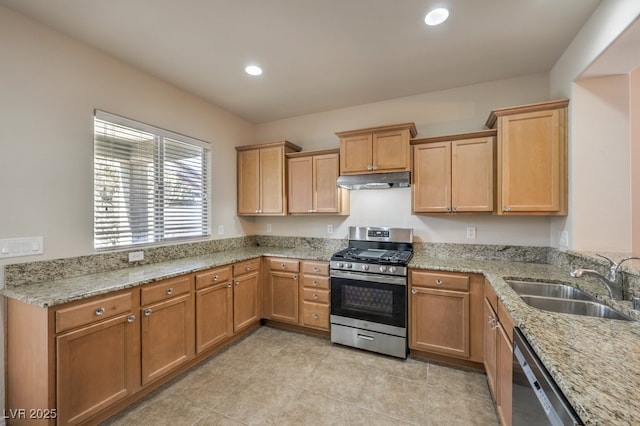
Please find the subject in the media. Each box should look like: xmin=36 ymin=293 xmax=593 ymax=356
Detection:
xmin=330 ymin=270 xmax=407 ymax=330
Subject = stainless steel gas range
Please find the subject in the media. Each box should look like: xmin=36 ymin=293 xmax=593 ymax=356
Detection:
xmin=330 ymin=226 xmax=413 ymax=358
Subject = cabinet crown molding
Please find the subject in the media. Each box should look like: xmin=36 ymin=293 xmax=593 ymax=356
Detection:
xmin=411 ymin=129 xmax=497 ymax=145
xmin=335 ymin=122 xmax=417 ymax=138
xmin=485 ymin=99 xmax=569 ymax=129
xmin=235 ymin=140 xmax=302 ymax=152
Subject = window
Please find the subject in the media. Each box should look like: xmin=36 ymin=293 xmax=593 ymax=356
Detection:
xmin=94 ymin=110 xmax=210 ymax=250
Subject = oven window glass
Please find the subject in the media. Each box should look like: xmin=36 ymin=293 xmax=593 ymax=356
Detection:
xmin=343 ymin=285 xmax=393 ymax=317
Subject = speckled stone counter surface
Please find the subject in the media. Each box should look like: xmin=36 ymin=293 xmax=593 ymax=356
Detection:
xmin=2 ymin=246 xmax=335 ymax=308
xmin=410 ymin=254 xmax=640 ymax=426
xmin=4 ymin=240 xmax=640 ymax=425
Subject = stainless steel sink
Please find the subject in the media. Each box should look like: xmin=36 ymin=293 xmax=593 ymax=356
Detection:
xmin=505 ymin=280 xmax=633 ymax=321
xmin=519 ymin=295 xmax=633 ymax=321
xmin=506 ymin=280 xmax=596 ymax=301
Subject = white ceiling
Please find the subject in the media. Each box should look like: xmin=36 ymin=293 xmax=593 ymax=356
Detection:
xmin=1 ymin=0 xmax=602 ymax=123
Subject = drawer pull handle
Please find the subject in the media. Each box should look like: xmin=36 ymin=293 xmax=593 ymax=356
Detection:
xmin=95 ymin=307 xmax=105 ymax=316
xmin=313 ymin=294 xmax=318 ymax=300
xmin=213 ymin=275 xmax=219 ymax=281
xmin=127 ymin=315 xmax=135 ymax=323
xmin=144 ymin=308 xmax=152 ymax=316
xmin=411 ymin=288 xmax=417 ymax=294
xmin=312 ymin=313 xmax=319 ymax=319
xmin=357 ymin=333 xmax=374 ymax=341
xmin=435 ymin=279 xmax=443 ymax=286
xmin=166 ymin=287 xmax=174 ymax=295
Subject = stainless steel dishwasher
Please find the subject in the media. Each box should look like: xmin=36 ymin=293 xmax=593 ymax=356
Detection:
xmin=512 ymin=328 xmax=582 ymax=425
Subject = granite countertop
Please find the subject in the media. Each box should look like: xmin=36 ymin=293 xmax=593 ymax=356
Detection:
xmin=4 ymin=248 xmax=640 ymax=424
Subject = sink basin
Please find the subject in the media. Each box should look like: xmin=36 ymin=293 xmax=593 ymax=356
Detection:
xmin=519 ymin=295 xmax=633 ymax=321
xmin=506 ymin=280 xmax=596 ymax=301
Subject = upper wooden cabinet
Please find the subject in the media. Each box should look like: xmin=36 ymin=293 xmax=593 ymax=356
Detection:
xmin=412 ymin=130 xmax=495 ymax=214
xmin=336 ymin=122 xmax=417 ymax=175
xmin=486 ymin=99 xmax=569 ymax=216
xmin=287 ymin=149 xmax=349 ymax=215
xmin=236 ymin=140 xmax=302 ymax=216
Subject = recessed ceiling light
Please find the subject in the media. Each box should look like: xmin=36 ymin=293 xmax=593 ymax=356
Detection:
xmin=245 ymin=65 xmax=263 ymax=76
xmin=424 ymin=7 xmax=449 ymax=26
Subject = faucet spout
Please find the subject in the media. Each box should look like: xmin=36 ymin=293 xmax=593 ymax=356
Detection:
xmin=570 ymin=268 xmax=620 ymax=300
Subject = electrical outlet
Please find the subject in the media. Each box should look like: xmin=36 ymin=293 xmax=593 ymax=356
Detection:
xmin=466 ymin=226 xmax=477 ymax=240
xmin=266 ymin=224 xmax=272 ymax=233
xmin=327 ymin=224 xmax=333 ymax=234
xmin=128 ymin=251 xmax=144 ymax=262
xmin=560 ymin=231 xmax=569 ymax=246
xmin=218 ymin=225 xmax=224 ymax=235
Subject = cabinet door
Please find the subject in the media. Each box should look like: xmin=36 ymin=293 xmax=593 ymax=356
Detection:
xmin=409 ymin=286 xmax=470 ymax=358
xmin=270 ymin=271 xmax=299 ymax=324
xmin=496 ymin=324 xmax=513 ymax=426
xmin=484 ymin=298 xmax=498 ymax=399
xmin=499 ymin=108 xmax=564 ymax=214
xmin=413 ymin=142 xmax=451 ymax=213
xmin=237 ymin=149 xmax=260 ymax=215
xmin=452 ymin=137 xmax=494 ymax=212
xmin=288 ymin=156 xmax=313 ymax=213
xmin=372 ymin=129 xmax=410 ymax=172
xmin=340 ymin=134 xmax=373 ymax=174
xmin=196 ymin=281 xmax=233 ymax=354
xmin=57 ymin=313 xmax=139 ymax=425
xmin=141 ymin=293 xmax=194 ymax=385
xmin=234 ymin=271 xmax=260 ymax=332
xmin=260 ymin=146 xmax=286 ymax=214
xmin=313 ymin=153 xmax=341 ymax=213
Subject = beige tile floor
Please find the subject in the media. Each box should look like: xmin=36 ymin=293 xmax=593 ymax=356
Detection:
xmin=103 ymin=326 xmax=499 ymax=426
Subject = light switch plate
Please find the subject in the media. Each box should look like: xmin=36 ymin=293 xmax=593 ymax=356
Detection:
xmin=466 ymin=226 xmax=477 ymax=240
xmin=0 ymin=236 xmax=43 ymax=259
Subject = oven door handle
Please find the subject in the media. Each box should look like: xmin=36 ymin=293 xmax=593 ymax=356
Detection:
xmin=330 ymin=270 xmax=406 ymax=285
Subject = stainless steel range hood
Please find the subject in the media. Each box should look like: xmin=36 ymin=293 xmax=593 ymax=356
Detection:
xmin=336 ymin=172 xmax=411 ymax=190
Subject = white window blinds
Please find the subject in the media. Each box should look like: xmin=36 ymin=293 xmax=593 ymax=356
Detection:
xmin=94 ymin=110 xmax=210 ymax=250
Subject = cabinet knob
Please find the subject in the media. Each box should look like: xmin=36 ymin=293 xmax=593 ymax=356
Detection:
xmin=127 ymin=315 xmax=135 ymax=323
xmin=435 ymin=279 xmax=443 ymax=286
xmin=312 ymin=313 xmax=319 ymax=319
xmin=213 ymin=275 xmax=219 ymax=281
xmin=446 ymin=207 xmax=451 ymax=212
xmin=95 ymin=307 xmax=105 ymax=316
xmin=281 ymin=263 xmax=286 ymax=269
xmin=367 ymin=165 xmax=373 ymax=170
xmin=235 ymin=280 xmax=240 ymax=285
xmin=293 ymin=275 xmax=298 ymax=280
xmin=166 ymin=287 xmax=173 ymax=295
xmin=227 ymin=282 xmax=232 ymax=288
xmin=144 ymin=308 xmax=152 ymax=316
xmin=245 ymin=265 xmax=251 ymax=271
xmin=313 ymin=281 xmax=318 ymax=286
xmin=452 ymin=207 xmax=457 ymax=212
xmin=313 ymin=294 xmax=318 ymax=300
xmin=504 ymin=206 xmax=510 ymax=212
xmin=313 ymin=267 xmax=319 ymax=272
xmin=411 ymin=288 xmax=417 ymax=294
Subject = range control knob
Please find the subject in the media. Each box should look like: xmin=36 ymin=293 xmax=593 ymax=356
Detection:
xmin=337 ymin=262 xmax=344 ymax=268
xmin=362 ymin=264 xmax=369 ymax=271
xmin=379 ymin=266 xmax=387 ymax=273
xmin=389 ymin=266 xmax=397 ymax=274
xmin=346 ymin=263 xmax=353 ymax=269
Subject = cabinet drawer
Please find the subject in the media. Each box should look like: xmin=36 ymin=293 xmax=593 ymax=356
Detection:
xmin=56 ymin=291 xmax=133 ymax=333
xmin=303 ymin=288 xmax=330 ymax=304
xmin=195 ymin=265 xmax=232 ymax=290
xmin=233 ymin=258 xmax=261 ymax=276
xmin=302 ymin=302 xmax=329 ymax=329
xmin=269 ymin=258 xmax=300 ymax=272
xmin=302 ymin=261 xmax=329 ymax=276
xmin=141 ymin=275 xmax=192 ymax=306
xmin=302 ymin=275 xmax=330 ymax=290
xmin=411 ymin=271 xmax=469 ymax=292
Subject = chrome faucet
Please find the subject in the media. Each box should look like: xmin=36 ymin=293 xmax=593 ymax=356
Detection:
xmin=570 ymin=254 xmax=640 ymax=300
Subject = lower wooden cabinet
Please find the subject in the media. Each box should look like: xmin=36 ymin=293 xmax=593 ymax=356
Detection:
xmin=484 ymin=280 xmax=514 ymax=426
xmin=409 ymin=269 xmax=484 ymax=362
xmin=233 ymin=258 xmax=262 ymax=332
xmin=56 ymin=311 xmax=139 ymax=425
xmin=300 ymin=261 xmax=330 ymax=330
xmin=195 ymin=266 xmax=234 ymax=354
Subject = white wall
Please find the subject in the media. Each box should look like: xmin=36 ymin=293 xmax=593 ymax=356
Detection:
xmin=0 ymin=4 xmax=256 ymax=272
xmin=255 ymin=74 xmax=554 ymax=245
xmin=549 ymin=0 xmax=640 ymax=252
xmin=632 ymin=68 xmax=640 ymax=251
